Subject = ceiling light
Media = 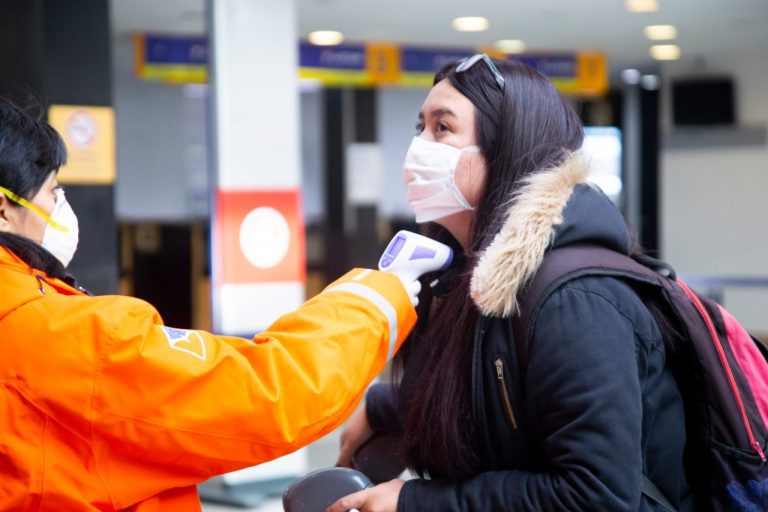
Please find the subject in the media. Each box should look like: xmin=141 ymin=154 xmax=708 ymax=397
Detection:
xmin=650 ymin=44 xmax=681 ymax=60
xmin=625 ymin=0 xmax=659 ymax=13
xmin=452 ymin=17 xmax=489 ymax=32
xmin=307 ymin=30 xmax=344 ymax=46
xmin=495 ymin=39 xmax=526 ymax=54
xmin=621 ymin=69 xmax=641 ymax=84
xmin=644 ymin=25 xmax=677 ymax=40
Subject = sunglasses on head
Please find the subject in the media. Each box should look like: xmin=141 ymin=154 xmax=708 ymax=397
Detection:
xmin=455 ymin=53 xmax=505 ymax=92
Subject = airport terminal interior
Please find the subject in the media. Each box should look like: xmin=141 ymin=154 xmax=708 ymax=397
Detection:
xmin=2 ymin=0 xmax=767 ymax=509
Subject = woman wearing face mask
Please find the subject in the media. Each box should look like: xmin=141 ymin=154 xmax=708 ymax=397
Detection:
xmin=329 ymin=55 xmax=693 ymax=512
xmin=0 ymin=100 xmax=419 ymax=511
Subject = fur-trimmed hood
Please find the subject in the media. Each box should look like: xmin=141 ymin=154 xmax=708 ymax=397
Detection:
xmin=469 ymin=151 xmax=632 ymax=318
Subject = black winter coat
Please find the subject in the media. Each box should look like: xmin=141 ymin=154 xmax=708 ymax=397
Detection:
xmin=366 ymin=153 xmax=695 ymax=511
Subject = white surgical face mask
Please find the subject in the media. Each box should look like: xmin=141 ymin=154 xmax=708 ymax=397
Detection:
xmin=402 ymin=136 xmax=480 ymax=223
xmin=41 ymin=188 xmax=79 ymax=267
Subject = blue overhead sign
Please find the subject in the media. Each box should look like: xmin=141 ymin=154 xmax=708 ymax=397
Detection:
xmin=136 ymin=34 xmax=208 ymax=83
xmin=298 ymin=43 xmax=369 ymax=86
xmin=134 ymin=34 xmax=607 ymax=96
xmin=143 ymin=35 xmax=208 ymax=65
xmin=299 ymin=43 xmax=366 ymax=70
xmin=401 ymin=48 xmax=476 ymax=73
xmin=515 ymin=54 xmax=577 ymax=78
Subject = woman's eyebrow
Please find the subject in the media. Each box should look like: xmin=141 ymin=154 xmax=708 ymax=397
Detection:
xmin=418 ymin=108 xmax=458 ymax=121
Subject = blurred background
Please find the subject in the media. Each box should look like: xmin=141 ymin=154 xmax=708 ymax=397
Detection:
xmin=2 ymin=0 xmax=766 ymax=509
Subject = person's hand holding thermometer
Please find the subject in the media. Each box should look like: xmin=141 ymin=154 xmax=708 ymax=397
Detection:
xmin=378 ymin=230 xmax=453 ymax=307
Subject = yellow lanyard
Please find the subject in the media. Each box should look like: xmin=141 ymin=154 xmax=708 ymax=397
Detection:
xmin=0 ymin=185 xmax=68 ymax=233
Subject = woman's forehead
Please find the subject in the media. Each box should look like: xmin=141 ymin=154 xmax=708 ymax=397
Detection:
xmin=419 ymin=80 xmax=474 ymax=118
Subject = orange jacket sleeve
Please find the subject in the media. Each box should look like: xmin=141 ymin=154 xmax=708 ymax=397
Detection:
xmin=31 ymin=268 xmax=415 ymax=508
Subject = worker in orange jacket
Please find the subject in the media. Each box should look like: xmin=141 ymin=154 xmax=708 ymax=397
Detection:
xmin=0 ymin=100 xmax=418 ymax=511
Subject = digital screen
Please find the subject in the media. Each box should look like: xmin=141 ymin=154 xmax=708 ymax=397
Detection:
xmin=672 ymin=78 xmax=735 ymax=126
xmin=582 ymin=126 xmax=622 ymax=206
xmin=388 ymin=234 xmax=406 ymax=256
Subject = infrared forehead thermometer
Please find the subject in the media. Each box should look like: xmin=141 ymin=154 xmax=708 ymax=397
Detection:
xmin=378 ymin=230 xmax=453 ymax=280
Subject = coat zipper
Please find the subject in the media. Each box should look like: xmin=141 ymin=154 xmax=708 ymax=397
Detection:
xmin=471 ymin=317 xmax=489 ymax=428
xmin=677 ymin=279 xmax=766 ymax=462
xmin=34 ymin=273 xmax=47 ymax=294
xmin=495 ymin=358 xmax=518 ymax=429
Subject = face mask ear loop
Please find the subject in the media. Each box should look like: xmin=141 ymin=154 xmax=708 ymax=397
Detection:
xmin=448 ymin=179 xmax=474 ymax=210
xmin=0 ymin=185 xmax=69 ymax=233
xmin=450 ymin=146 xmax=482 ymax=210
xmin=451 ymin=145 xmax=482 ymax=177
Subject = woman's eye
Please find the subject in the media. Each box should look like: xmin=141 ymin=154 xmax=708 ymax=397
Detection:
xmin=436 ymin=122 xmax=449 ymax=132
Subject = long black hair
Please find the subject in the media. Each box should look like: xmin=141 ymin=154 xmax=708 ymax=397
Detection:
xmin=395 ymin=58 xmax=584 ymax=480
xmin=0 ymin=99 xmax=72 ymax=282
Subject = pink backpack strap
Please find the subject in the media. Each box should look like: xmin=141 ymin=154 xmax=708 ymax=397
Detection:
xmin=719 ymin=305 xmax=768 ymax=430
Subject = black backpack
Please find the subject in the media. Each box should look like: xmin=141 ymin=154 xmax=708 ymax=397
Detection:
xmin=514 ymin=245 xmax=768 ymax=512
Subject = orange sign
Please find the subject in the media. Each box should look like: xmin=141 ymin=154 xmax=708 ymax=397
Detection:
xmin=214 ymin=189 xmax=305 ymax=286
xmin=48 ymin=105 xmax=116 ymax=184
xmin=366 ymin=43 xmax=400 ymax=85
xmin=577 ymin=52 xmax=609 ymax=97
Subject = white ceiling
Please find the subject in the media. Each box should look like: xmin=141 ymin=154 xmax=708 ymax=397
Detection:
xmin=110 ymin=0 xmax=768 ymax=75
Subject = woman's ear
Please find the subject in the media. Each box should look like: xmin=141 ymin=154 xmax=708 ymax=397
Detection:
xmin=0 ymin=194 xmax=17 ymax=233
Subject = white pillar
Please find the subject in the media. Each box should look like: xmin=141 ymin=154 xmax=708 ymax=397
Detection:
xmin=209 ymin=0 xmax=305 ymax=335
xmin=207 ymin=0 xmax=307 ymax=491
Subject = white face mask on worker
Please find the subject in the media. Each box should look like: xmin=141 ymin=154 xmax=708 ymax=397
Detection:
xmin=41 ymin=188 xmax=79 ymax=267
xmin=402 ymin=136 xmax=480 ymax=223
